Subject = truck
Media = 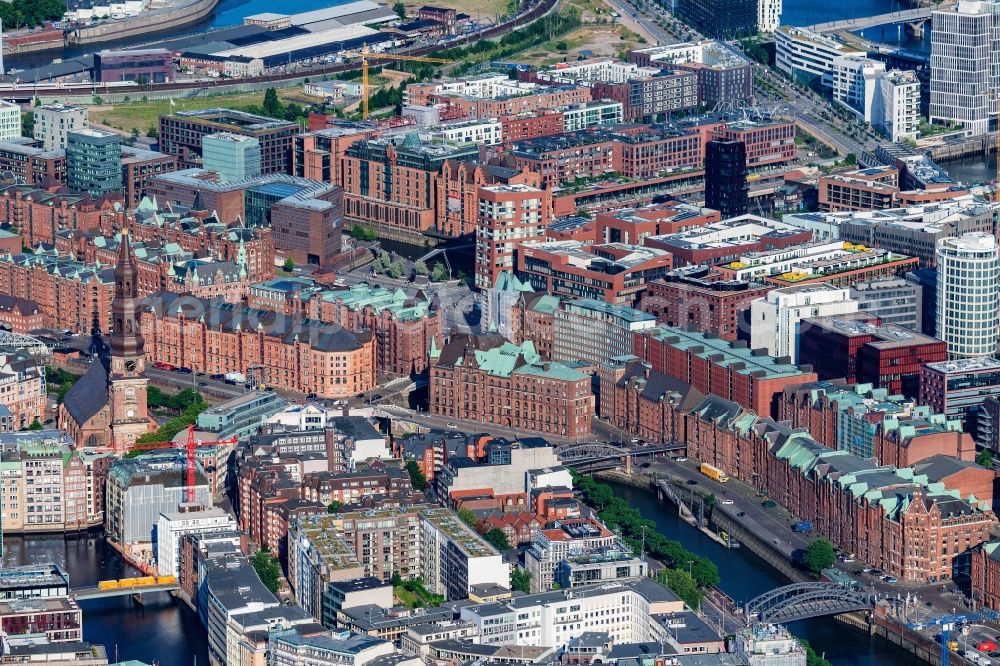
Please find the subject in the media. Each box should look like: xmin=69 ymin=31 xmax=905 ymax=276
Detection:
xmin=792 ymin=521 xmax=813 ymax=533
xmin=699 ymin=462 xmax=729 ymax=483
xmin=224 ymin=372 xmax=247 ymax=384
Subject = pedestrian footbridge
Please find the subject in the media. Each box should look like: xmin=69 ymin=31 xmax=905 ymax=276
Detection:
xmin=745 ymin=582 xmax=874 ymax=623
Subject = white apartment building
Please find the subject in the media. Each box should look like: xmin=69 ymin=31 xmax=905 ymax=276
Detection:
xmin=33 ymin=103 xmax=88 ymax=151
xmin=936 ymin=233 xmax=999 ymax=358
xmin=537 ymin=59 xmax=661 ymax=85
xmin=750 ymin=283 xmax=858 ymax=363
xmin=930 ymin=0 xmax=1000 ymax=135
xmin=0 ymin=101 xmax=20 ymax=142
xmin=832 ymin=55 xmax=886 ymax=122
xmin=875 ymin=69 xmax=921 ymax=142
xmin=155 ymin=507 xmax=237 ymax=578
xmin=459 ymin=578 xmax=684 ymax=648
xmin=404 ymin=74 xmax=538 ymax=104
xmin=775 ymin=26 xmax=863 ymax=87
xmin=561 ymin=101 xmax=624 ymax=132
xmin=419 ymin=507 xmax=509 ymax=601
xmin=427 ymin=118 xmax=503 ymax=145
xmin=758 ymin=0 xmax=782 ymax=33
xmin=524 ymin=518 xmax=618 ymax=593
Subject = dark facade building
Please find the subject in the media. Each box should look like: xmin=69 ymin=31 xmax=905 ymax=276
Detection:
xmin=269 ymin=185 xmax=345 ymax=268
xmin=798 ymin=313 xmax=947 ymax=398
xmin=120 ymin=146 xmax=177 ymax=208
xmin=678 ymin=0 xmax=757 ymax=38
xmin=921 ymin=357 xmax=1000 ymax=444
xmin=704 ymin=139 xmax=748 ymax=218
xmin=0 ymin=139 xmax=66 ymax=185
xmin=66 ymin=128 xmax=122 ymax=197
xmin=159 ymin=109 xmax=299 ymax=174
xmin=93 ymin=49 xmax=172 ymax=84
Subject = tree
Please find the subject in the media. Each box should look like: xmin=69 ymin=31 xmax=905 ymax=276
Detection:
xmin=704 ymin=493 xmax=716 ymax=508
xmin=510 ymin=567 xmax=532 ymax=593
xmin=657 ymin=568 xmax=701 ymax=609
xmin=92 ymin=95 xmax=103 ymax=106
xmin=393 ymin=0 xmax=406 ymax=17
xmin=803 ymin=539 xmax=836 ymax=574
xmin=388 ymin=260 xmax=405 ymax=279
xmin=431 ymin=262 xmax=448 ymax=282
xmin=284 ymin=103 xmax=304 ymax=123
xmin=283 ymin=257 xmax=295 ymax=272
xmin=21 ymin=112 xmax=33 ymax=139
xmin=799 ymin=640 xmax=832 ymax=666
xmin=27 ymin=419 xmax=43 ymax=431
xmin=327 ymin=500 xmax=343 ymax=513
xmin=483 ymin=528 xmax=511 ymax=551
xmin=250 ymin=548 xmax=281 ymax=594
xmin=844 ymin=152 xmax=857 ymax=166
xmin=405 ymin=460 xmax=427 ymax=491
xmin=414 ymin=259 xmax=429 ymax=275
xmin=458 ymin=507 xmax=478 ymax=528
xmin=263 ymin=88 xmax=283 ymax=118
xmin=978 ymin=449 xmax=995 ymax=469
xmin=146 ymin=125 xmax=159 ymax=139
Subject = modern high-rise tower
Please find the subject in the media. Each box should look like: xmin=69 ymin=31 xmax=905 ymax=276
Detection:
xmin=936 ymin=233 xmax=1000 ymax=359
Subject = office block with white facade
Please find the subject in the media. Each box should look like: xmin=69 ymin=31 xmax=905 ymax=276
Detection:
xmin=0 ymin=101 xmax=20 ymax=142
xmin=750 ymin=283 xmax=859 ymax=363
xmin=929 ymin=0 xmax=1000 ymax=135
xmin=155 ymin=507 xmax=237 ymax=578
xmin=775 ymin=26 xmax=862 ymax=87
xmin=832 ymin=55 xmax=886 ymax=122
xmin=33 ymin=103 xmax=88 ymax=151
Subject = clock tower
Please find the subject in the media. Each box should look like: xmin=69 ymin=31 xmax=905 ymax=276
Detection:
xmin=108 ymin=230 xmax=150 ymax=450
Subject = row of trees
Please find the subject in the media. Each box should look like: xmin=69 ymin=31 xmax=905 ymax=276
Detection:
xmin=437 ymin=9 xmax=582 ymax=76
xmin=0 ymin=0 xmax=65 ymax=30
xmin=134 ymin=390 xmax=207 ymax=447
xmin=572 ymin=471 xmax=718 ymax=608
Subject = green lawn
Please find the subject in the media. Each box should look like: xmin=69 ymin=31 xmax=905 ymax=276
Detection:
xmin=88 ymin=88 xmax=304 ymax=135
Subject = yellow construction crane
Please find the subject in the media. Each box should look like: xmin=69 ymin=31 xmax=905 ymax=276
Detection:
xmin=351 ymin=48 xmax=453 ymax=119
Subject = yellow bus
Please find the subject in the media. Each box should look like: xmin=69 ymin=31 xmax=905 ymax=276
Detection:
xmin=699 ymin=462 xmax=730 ymax=483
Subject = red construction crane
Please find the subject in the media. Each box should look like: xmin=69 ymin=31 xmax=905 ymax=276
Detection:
xmin=91 ymin=425 xmax=238 ymax=503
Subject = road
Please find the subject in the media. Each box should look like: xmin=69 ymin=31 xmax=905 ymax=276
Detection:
xmin=753 ymin=64 xmax=880 ymax=158
xmin=602 ymin=0 xmax=674 ymax=44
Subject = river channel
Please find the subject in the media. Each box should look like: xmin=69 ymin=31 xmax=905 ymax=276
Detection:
xmin=3 ymin=479 xmax=919 ymax=666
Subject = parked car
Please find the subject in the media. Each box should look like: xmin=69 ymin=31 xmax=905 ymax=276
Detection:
xmin=686 ymin=479 xmax=699 ymax=485
xmin=720 ymin=499 xmax=734 ymax=505
xmin=675 ymin=457 xmax=688 ymax=462
xmin=447 ymin=422 xmax=458 ymax=429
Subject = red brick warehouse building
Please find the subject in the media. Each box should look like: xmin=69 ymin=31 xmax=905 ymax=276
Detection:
xmin=429 ymin=333 xmax=594 ymax=437
xmin=632 ymin=325 xmax=818 ymax=417
xmin=641 ymin=266 xmax=773 ymax=341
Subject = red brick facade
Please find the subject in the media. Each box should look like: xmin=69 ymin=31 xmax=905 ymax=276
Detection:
xmin=430 ymin=333 xmax=593 ymax=437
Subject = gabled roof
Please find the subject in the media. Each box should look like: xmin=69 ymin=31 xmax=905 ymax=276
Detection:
xmin=61 ymin=358 xmax=109 ymax=426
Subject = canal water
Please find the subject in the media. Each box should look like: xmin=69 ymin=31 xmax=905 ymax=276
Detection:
xmin=605 ymin=480 xmax=918 ymax=666
xmin=3 ymin=481 xmax=916 ymax=666
xmin=1 ymin=532 xmax=209 ymax=666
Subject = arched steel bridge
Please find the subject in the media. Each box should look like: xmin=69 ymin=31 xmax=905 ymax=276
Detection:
xmin=555 ymin=443 xmax=630 ymax=461
xmin=554 ymin=442 xmax=685 ymax=464
xmin=0 ymin=331 xmax=51 ymax=355
xmin=745 ymin=583 xmax=874 ymax=624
